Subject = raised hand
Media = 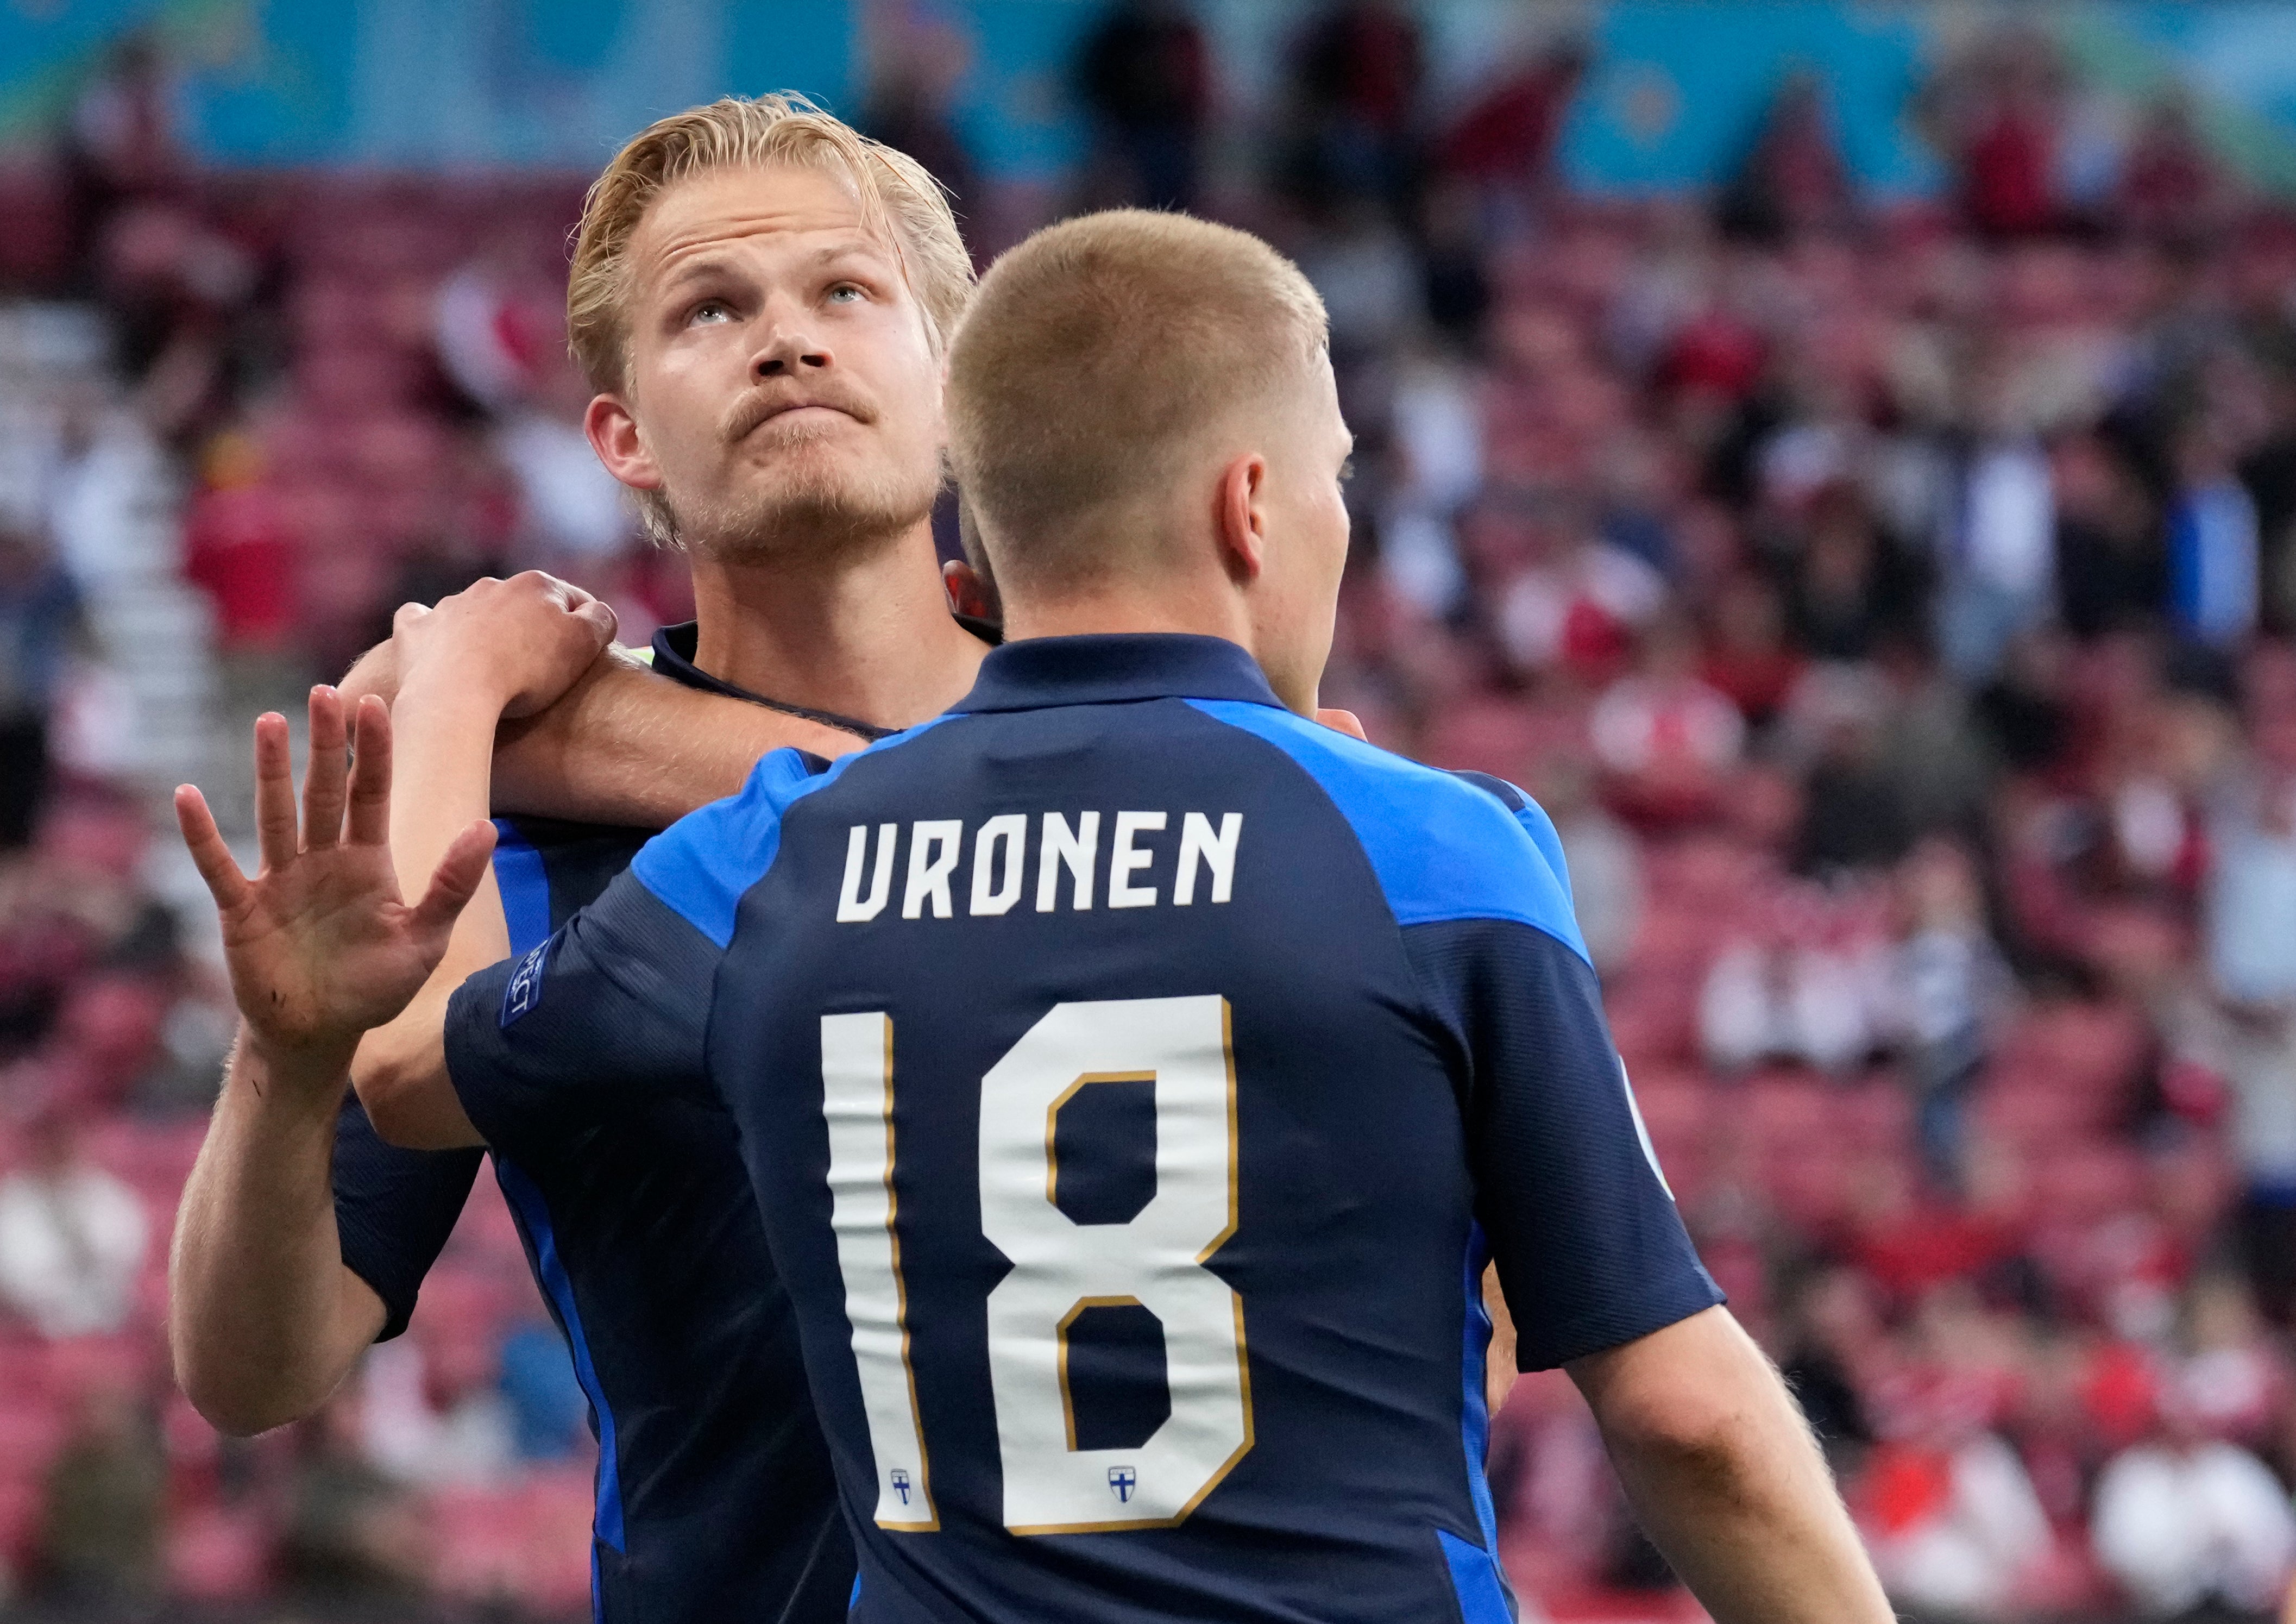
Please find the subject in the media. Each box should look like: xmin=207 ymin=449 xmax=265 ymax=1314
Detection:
xmin=392 ymin=570 xmax=618 ymax=720
xmin=175 ymin=687 xmax=497 ymax=1073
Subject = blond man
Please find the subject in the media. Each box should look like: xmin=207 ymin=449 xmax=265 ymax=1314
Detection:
xmin=181 ymin=207 xmax=1892 ymax=1621
xmin=169 ymin=96 xmax=998 ymax=1622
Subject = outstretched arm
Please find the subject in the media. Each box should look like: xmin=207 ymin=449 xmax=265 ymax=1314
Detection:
xmin=170 ymin=689 xmax=493 ymax=1428
xmin=1571 ymin=1307 xmax=1891 ymax=1624
xmin=350 ymin=574 xmax=876 ymax=1144
xmin=341 ymin=608 xmax=865 ymax=831
xmin=491 ymin=649 xmax=865 ymax=824
xmin=351 ymin=575 xmax=617 ymax=1148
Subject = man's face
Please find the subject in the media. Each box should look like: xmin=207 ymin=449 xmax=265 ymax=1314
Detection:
xmin=1244 ymin=356 xmax=1353 ymax=713
xmin=600 ymin=164 xmax=945 ymax=561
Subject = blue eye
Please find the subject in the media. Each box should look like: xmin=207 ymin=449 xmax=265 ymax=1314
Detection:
xmin=828 ymin=284 xmax=864 ymax=304
xmin=691 ymin=300 xmax=732 ymax=325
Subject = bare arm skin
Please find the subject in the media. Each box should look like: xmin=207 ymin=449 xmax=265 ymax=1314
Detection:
xmin=169 ymin=692 xmax=494 ymax=1433
xmin=343 ymin=627 xmax=865 ymax=829
xmin=1568 ymin=1306 xmax=1893 ymax=1624
xmin=353 ymin=577 xmax=618 ymax=1149
xmin=1482 ymin=1265 xmax=1517 ymax=1415
xmin=492 ymin=648 xmax=864 ymax=824
xmin=171 ymin=1048 xmax=387 ymax=1434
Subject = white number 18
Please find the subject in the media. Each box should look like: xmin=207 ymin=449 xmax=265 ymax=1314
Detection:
xmin=820 ymin=995 xmax=1254 ymax=1535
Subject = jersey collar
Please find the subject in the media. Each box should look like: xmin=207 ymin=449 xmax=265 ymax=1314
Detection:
xmin=650 ymin=617 xmax=1002 ymax=743
xmin=949 ymin=633 xmax=1285 ymax=714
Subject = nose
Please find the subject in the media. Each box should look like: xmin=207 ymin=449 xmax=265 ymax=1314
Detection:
xmin=750 ymin=306 xmax=831 ymax=382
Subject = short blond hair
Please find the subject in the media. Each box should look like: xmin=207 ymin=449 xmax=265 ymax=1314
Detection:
xmin=947 ymin=210 xmax=1328 ymax=591
xmin=567 ymin=93 xmax=972 ymax=397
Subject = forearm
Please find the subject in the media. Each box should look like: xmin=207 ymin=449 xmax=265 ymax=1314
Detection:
xmin=491 ymin=649 xmax=862 ymax=825
xmin=1574 ymin=1309 xmax=1890 ymax=1624
xmin=170 ymin=1036 xmax=383 ymax=1434
xmin=339 ymin=639 xmax=398 ymax=708
xmin=351 ymin=673 xmax=504 ymax=1148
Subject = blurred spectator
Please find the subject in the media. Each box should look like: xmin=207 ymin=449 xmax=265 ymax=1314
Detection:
xmin=1936 ymin=377 xmax=2057 ymax=682
xmin=1789 ymin=663 xmax=1914 ymax=875
xmin=60 ymin=32 xmax=181 ymax=287
xmin=1777 ymin=1268 xmax=1882 ymax=1471
xmin=361 ymin=1302 xmax=515 ymax=1488
xmin=1716 ymin=74 xmax=1858 ymax=247
xmin=860 ymin=2 xmax=979 ymax=222
xmin=2092 ymin=1391 xmax=2296 ymax=1620
xmin=494 ymin=362 xmax=636 ymax=580
xmin=0 ymin=1111 xmax=147 ymax=1338
xmin=281 ymin=1391 xmax=428 ymax=1602
xmin=2119 ymin=95 xmax=2235 ymax=252
xmin=2171 ymin=428 xmax=2263 ymax=649
xmin=35 ymin=1387 xmax=163 ymax=1606
xmin=1537 ymin=756 xmax=1644 ymax=975
xmin=1917 ymin=28 xmax=2072 ymax=242
xmin=1279 ymin=2 xmax=1424 ymax=216
xmin=1891 ymin=838 xmax=2014 ymax=1187
xmin=2204 ymin=764 xmax=2296 ymax=1324
xmin=1074 ymin=1 xmax=1210 ymax=213
xmin=0 ymin=523 xmax=87 ymax=848
xmin=1860 ymin=1411 xmax=2054 ymax=1620
xmin=2056 ymin=434 xmax=2168 ymax=641
xmin=1589 ymin=615 xmax=1745 ymax=827
xmin=1784 ymin=481 xmax=1924 ymax=663
xmin=1699 ymin=879 xmax=1888 ymax=1075
xmin=1700 ymin=570 xmax=1803 ymax=729
xmin=1435 ymin=43 xmax=1587 ymax=214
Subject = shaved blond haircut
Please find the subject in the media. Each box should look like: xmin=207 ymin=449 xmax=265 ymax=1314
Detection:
xmin=567 ymin=93 xmax=972 ymax=396
xmin=947 ymin=210 xmax=1328 ymax=591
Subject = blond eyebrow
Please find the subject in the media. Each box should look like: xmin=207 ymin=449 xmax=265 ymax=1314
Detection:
xmin=808 ymin=237 xmax=898 ymax=272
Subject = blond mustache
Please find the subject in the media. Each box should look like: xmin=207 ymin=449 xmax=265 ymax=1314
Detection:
xmin=721 ymin=391 xmax=875 ymax=444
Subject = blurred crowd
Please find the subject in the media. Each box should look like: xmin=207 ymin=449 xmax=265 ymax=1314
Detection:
xmin=3 ymin=6 xmax=2296 ymax=1621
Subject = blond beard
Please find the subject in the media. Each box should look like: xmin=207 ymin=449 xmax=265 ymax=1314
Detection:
xmin=650 ymin=450 xmax=941 ymax=566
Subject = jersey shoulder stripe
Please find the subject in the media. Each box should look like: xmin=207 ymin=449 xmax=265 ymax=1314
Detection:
xmin=1181 ymin=699 xmax=1589 ymax=964
xmin=629 ymin=722 xmax=951 ymax=948
xmin=490 ymin=820 xmax=554 ymax=955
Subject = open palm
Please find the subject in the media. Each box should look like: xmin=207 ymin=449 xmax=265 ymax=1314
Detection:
xmin=177 ymin=688 xmax=496 ymax=1060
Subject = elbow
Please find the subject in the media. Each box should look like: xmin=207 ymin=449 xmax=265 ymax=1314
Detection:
xmin=1597 ymin=1381 xmax=1763 ymax=1486
xmin=169 ymin=1321 xmax=305 ymax=1438
xmin=350 ymin=1034 xmax=472 ymax=1151
xmin=349 ymin=1048 xmax=417 ymax=1148
xmin=179 ymin=1372 xmax=295 ymax=1439
xmin=350 ymin=1036 xmax=437 ymax=1150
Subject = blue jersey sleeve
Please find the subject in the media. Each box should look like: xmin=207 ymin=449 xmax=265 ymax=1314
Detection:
xmin=443 ymin=867 xmax=723 ymax=1157
xmin=332 ymin=1093 xmax=481 ymax=1342
xmin=1403 ymin=780 xmax=1720 ymax=1371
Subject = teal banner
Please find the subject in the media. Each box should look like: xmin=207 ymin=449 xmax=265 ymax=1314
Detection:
xmin=5 ymin=0 xmax=2296 ymax=192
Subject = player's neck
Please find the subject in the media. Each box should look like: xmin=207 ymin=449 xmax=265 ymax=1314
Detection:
xmin=687 ymin=521 xmax=985 ymax=731
xmin=1001 ymin=574 xmax=1251 ymax=657
xmin=1001 ymin=581 xmax=1313 ymax=712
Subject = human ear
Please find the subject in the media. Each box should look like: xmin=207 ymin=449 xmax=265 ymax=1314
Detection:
xmin=942 ymin=559 xmax=1001 ymax=623
xmin=1214 ymin=452 xmax=1268 ymax=585
xmin=584 ymin=393 xmax=664 ymax=494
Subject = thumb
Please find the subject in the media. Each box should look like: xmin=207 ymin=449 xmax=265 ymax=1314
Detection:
xmin=1316 ymin=707 xmax=1368 ymax=742
xmin=409 ymin=819 xmax=499 ymax=939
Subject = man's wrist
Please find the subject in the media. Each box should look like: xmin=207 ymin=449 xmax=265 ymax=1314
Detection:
xmin=396 ymin=657 xmax=518 ymax=719
xmin=235 ymin=1030 xmax=359 ymax=1113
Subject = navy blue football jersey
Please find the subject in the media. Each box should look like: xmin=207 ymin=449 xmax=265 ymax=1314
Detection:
xmin=444 ymin=633 xmax=1721 ymax=1624
xmin=331 ymin=623 xmax=876 ymax=1624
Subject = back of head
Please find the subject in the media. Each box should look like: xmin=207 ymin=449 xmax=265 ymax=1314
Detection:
xmin=947 ymin=210 xmax=1327 ymax=595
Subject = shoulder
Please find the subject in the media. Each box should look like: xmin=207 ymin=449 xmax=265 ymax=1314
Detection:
xmin=630 ymin=719 xmax=955 ymax=948
xmin=1179 ymin=701 xmax=1587 ymax=962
